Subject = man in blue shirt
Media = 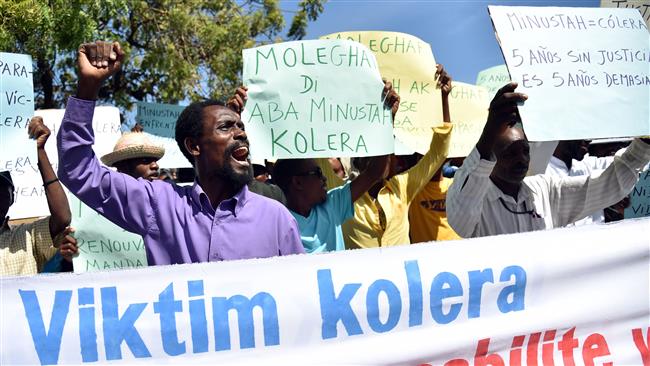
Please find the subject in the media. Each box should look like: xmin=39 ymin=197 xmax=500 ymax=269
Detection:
xmin=273 ymin=156 xmax=389 ymax=253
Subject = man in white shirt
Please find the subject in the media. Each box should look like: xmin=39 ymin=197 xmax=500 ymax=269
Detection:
xmin=545 ymin=140 xmax=619 ymax=225
xmin=447 ymin=82 xmax=650 ymax=238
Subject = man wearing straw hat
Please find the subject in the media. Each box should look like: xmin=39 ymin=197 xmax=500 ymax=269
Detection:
xmin=101 ymin=132 xmax=164 ymax=181
xmin=57 ymin=41 xmax=304 ymax=265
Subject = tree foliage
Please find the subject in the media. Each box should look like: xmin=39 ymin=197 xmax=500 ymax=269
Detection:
xmin=0 ymin=0 xmax=326 ymax=109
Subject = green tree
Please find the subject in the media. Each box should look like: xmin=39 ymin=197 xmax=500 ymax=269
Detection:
xmin=0 ymin=0 xmax=326 ymax=109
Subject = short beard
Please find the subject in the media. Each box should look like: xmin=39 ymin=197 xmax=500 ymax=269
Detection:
xmin=216 ymin=144 xmax=252 ymax=190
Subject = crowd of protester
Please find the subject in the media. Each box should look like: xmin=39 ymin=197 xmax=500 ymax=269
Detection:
xmin=1 ymin=40 xmax=649 ymax=276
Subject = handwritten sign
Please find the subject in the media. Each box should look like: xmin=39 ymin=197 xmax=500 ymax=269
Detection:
xmin=447 ymin=82 xmax=490 ymax=158
xmin=70 ymin=194 xmax=147 ymax=273
xmin=7 ymin=107 xmax=121 ymax=219
xmin=624 ymin=166 xmax=650 ymax=218
xmin=0 ymin=52 xmax=35 ymax=174
xmin=489 ymin=6 xmax=650 ymax=141
xmin=135 ymin=102 xmax=190 ymax=168
xmin=476 ymin=64 xmax=511 ymax=98
xmin=602 ymin=0 xmax=650 ymax=28
xmin=321 ymin=31 xmax=442 ymax=154
xmin=241 ymin=40 xmax=392 ymax=159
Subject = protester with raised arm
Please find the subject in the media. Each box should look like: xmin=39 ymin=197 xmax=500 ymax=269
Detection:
xmin=57 ymin=41 xmax=303 ymax=265
xmin=47 ymin=126 xmax=168 ymax=273
xmin=446 ymin=82 xmax=650 ymax=238
xmin=409 ymin=67 xmax=461 ymax=242
xmin=1 ymin=117 xmax=75 ymax=276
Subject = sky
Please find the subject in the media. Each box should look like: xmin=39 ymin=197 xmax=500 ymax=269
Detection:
xmin=285 ymin=0 xmax=600 ymax=84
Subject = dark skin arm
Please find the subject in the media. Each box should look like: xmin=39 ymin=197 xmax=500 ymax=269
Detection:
xmin=349 ymin=155 xmax=389 ymax=202
xmin=76 ymin=41 xmax=125 ymax=101
xmin=382 ymin=80 xmax=400 ymax=122
xmin=28 ymin=116 xmax=71 ymax=239
xmin=227 ymin=86 xmax=248 ymax=114
xmin=476 ymin=82 xmax=528 ymax=160
xmin=430 ymin=64 xmax=453 ymax=182
xmin=53 ymin=226 xmax=78 ymax=262
xmin=351 ymin=80 xmax=400 ymax=200
xmin=435 ymin=64 xmax=452 ymax=123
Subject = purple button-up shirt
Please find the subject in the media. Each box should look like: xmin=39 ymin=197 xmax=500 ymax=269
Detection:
xmin=57 ymin=97 xmax=304 ymax=265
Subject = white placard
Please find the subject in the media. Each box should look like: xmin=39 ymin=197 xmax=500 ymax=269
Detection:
xmin=7 ymin=107 xmax=121 ymax=219
xmin=489 ymin=6 xmax=650 ymax=141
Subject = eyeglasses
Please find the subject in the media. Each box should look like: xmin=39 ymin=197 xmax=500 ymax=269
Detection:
xmin=498 ymin=197 xmax=542 ymax=219
xmin=295 ymin=167 xmax=324 ymax=179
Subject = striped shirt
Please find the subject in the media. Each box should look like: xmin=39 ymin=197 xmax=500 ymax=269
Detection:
xmin=545 ymin=154 xmax=616 ymax=225
xmin=317 ymin=123 xmax=453 ymax=248
xmin=447 ymin=139 xmax=650 ymax=238
xmin=0 ymin=217 xmax=56 ymax=276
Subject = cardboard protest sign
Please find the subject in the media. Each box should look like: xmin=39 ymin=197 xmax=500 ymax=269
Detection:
xmin=0 ymin=52 xmax=35 ymax=174
xmin=135 ymin=102 xmax=190 ymax=168
xmin=489 ymin=6 xmax=650 ymax=141
xmin=2 ymin=218 xmax=649 ymax=364
xmin=475 ymin=64 xmax=511 ymax=98
xmin=7 ymin=107 xmax=121 ymax=219
xmin=241 ymin=39 xmax=392 ymax=159
xmin=447 ymin=82 xmax=490 ymax=157
xmin=321 ymin=31 xmax=442 ymax=155
xmin=625 ymin=166 xmax=650 ymax=218
xmin=70 ymin=194 xmax=147 ymax=273
xmin=601 ymin=0 xmax=650 ymax=28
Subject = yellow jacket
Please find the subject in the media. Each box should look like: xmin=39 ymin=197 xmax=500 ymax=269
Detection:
xmin=318 ymin=123 xmax=452 ymax=249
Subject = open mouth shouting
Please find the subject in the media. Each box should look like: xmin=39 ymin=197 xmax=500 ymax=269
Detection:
xmin=231 ymin=145 xmax=250 ymax=168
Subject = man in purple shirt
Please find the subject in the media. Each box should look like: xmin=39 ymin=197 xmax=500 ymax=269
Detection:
xmin=57 ymin=41 xmax=304 ymax=265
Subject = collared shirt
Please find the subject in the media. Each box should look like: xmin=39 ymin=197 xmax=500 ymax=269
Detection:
xmin=545 ymin=155 xmax=616 ymax=225
xmin=447 ymin=140 xmax=650 ymax=238
xmin=546 ymin=154 xmax=615 ymax=176
xmin=57 ymin=97 xmax=304 ymax=265
xmin=318 ymin=123 xmax=452 ymax=249
xmin=1 ymin=217 xmax=56 ymax=276
xmin=291 ymin=181 xmax=353 ymax=253
xmin=409 ymin=177 xmax=461 ymax=243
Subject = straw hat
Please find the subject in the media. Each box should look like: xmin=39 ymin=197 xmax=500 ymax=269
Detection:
xmin=100 ymin=132 xmax=165 ymax=167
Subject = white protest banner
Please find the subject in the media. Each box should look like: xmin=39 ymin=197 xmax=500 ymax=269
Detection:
xmin=7 ymin=107 xmax=121 ymax=219
xmin=625 ymin=166 xmax=650 ymax=217
xmin=2 ymin=218 xmax=648 ymax=365
xmin=70 ymin=194 xmax=147 ymax=273
xmin=489 ymin=6 xmax=650 ymax=141
xmin=241 ymin=40 xmax=392 ymax=159
xmin=135 ymin=102 xmax=190 ymax=168
xmin=602 ymin=0 xmax=650 ymax=28
xmin=475 ymin=64 xmax=510 ymax=99
xmin=0 ymin=52 xmax=36 ymax=174
xmin=447 ymin=82 xmax=490 ymax=158
xmin=322 ymin=31 xmax=442 ymax=155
